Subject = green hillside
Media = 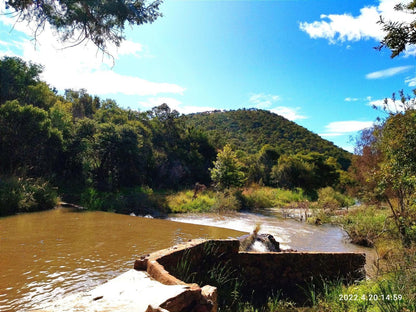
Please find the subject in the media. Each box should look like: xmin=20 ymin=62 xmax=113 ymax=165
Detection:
xmin=184 ymin=108 xmax=351 ymax=169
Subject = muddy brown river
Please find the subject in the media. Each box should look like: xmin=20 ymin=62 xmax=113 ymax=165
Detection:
xmin=1 ymin=207 xmax=374 ymax=312
xmin=0 ymin=208 xmax=244 ymax=312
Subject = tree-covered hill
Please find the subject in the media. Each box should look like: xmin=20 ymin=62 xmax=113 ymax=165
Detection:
xmin=184 ymin=109 xmax=351 ymax=169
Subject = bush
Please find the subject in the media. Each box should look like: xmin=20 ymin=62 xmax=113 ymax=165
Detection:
xmin=338 ymin=206 xmax=389 ymax=247
xmin=241 ymin=186 xmax=275 ymax=209
xmin=273 ymin=188 xmax=307 ymax=207
xmin=80 ymin=187 xmax=112 ymax=211
xmin=0 ymin=176 xmax=22 ymax=216
xmin=167 ymin=190 xmax=216 ymax=213
xmin=81 ymin=186 xmax=168 ymax=216
xmin=241 ymin=186 xmax=307 ymax=210
xmin=212 ymin=190 xmax=241 ymax=212
xmin=0 ymin=176 xmax=58 ymax=216
xmin=317 ymin=187 xmax=354 ymax=210
xmin=167 ymin=185 xmax=312 ymax=213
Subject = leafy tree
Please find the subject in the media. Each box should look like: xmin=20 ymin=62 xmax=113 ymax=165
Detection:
xmin=210 ymin=144 xmax=246 ymax=189
xmin=270 ymin=152 xmax=340 ymax=195
xmin=0 ymin=56 xmax=42 ymax=104
xmin=183 ymin=127 xmax=217 ymax=185
xmin=92 ymin=123 xmax=146 ymax=191
xmin=351 ymin=99 xmax=416 ymax=245
xmin=5 ymin=0 xmax=163 ymax=52
xmin=63 ymin=118 xmax=99 ymax=186
xmin=49 ymin=100 xmax=74 ymax=140
xmin=0 ymin=100 xmax=63 ymax=177
xmin=302 ymin=152 xmax=340 ymax=189
xmin=65 ymin=89 xmax=101 ymax=119
xmin=257 ymin=144 xmax=281 ymax=185
xmin=377 ymin=110 xmax=416 ymax=245
xmin=349 ymin=128 xmax=383 ymax=203
xmin=377 ymin=0 xmax=416 ymax=58
xmin=271 ymin=154 xmax=313 ymax=190
xmin=26 ymin=81 xmax=58 ymax=109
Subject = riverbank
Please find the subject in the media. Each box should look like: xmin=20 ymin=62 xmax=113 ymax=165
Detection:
xmin=0 ymin=180 xmax=353 ymax=218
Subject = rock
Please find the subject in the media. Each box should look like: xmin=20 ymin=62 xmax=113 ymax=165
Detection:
xmin=201 ymin=285 xmax=218 ymax=312
xmin=135 ymin=255 xmax=149 ymax=270
xmin=239 ymin=232 xmax=281 ymax=252
xmin=256 ymin=234 xmax=281 ymax=252
xmin=159 ymin=288 xmax=202 ymax=312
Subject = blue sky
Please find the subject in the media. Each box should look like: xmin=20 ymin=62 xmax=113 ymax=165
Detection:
xmin=1 ymin=0 xmax=416 ymax=152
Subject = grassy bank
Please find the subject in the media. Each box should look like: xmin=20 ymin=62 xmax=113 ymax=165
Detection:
xmin=166 ymin=185 xmax=354 ymax=215
xmin=167 ymin=185 xmax=312 ymax=213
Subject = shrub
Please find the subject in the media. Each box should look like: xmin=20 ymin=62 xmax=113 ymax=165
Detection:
xmin=338 ymin=206 xmax=389 ymax=247
xmin=240 ymin=186 xmax=307 ymax=210
xmin=81 ymin=186 xmax=168 ymax=216
xmin=0 ymin=176 xmax=58 ymax=216
xmin=168 ymin=189 xmax=242 ymax=213
xmin=167 ymin=190 xmax=216 ymax=213
xmin=0 ymin=176 xmax=22 ymax=216
xmin=212 ymin=190 xmax=241 ymax=212
xmin=241 ymin=186 xmax=275 ymax=209
xmin=273 ymin=188 xmax=307 ymax=207
xmin=317 ymin=187 xmax=354 ymax=210
xmin=80 ymin=187 xmax=111 ymax=211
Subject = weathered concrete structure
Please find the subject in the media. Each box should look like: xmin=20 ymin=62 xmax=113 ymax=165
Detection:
xmin=136 ymin=238 xmax=366 ymax=310
xmin=33 ymin=238 xmax=365 ymax=312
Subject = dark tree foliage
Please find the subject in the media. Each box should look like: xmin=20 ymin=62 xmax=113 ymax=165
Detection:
xmin=377 ymin=1 xmax=416 ymax=58
xmin=65 ymin=89 xmax=100 ymax=119
xmin=4 ymin=0 xmax=163 ymax=51
xmin=0 ymin=57 xmax=58 ymax=109
xmin=0 ymin=56 xmax=42 ymax=104
xmin=0 ymin=100 xmax=63 ymax=177
xmin=270 ymin=152 xmax=339 ymax=194
xmin=147 ymin=104 xmax=216 ymax=188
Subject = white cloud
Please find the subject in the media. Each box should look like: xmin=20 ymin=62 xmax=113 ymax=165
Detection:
xmin=368 ymin=97 xmax=416 ymax=112
xmin=269 ymin=106 xmax=308 ymax=121
xmin=405 ymin=77 xmax=416 ymax=86
xmin=0 ymin=12 xmax=185 ymax=97
xmin=366 ymin=65 xmax=413 ymax=79
xmin=322 ymin=121 xmax=374 ymax=136
xmin=249 ymin=93 xmax=280 ymax=108
xmin=344 ymin=97 xmax=359 ymax=102
xmin=138 ymin=97 xmax=216 ymax=115
xmin=248 ymin=93 xmax=307 ymax=121
xmin=403 ymin=45 xmax=416 ymax=57
xmin=299 ymin=0 xmax=414 ymax=44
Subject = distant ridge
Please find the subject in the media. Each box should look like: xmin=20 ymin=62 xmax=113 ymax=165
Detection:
xmin=184 ymin=108 xmax=351 ymax=169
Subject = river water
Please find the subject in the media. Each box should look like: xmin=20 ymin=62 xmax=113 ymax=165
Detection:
xmin=1 ymin=208 xmax=374 ymax=312
xmin=169 ymin=209 xmax=368 ymax=252
xmin=0 ymin=208 xmax=244 ymax=312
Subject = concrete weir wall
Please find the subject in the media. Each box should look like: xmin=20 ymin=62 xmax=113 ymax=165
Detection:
xmin=33 ymin=239 xmax=366 ymax=312
xmin=135 ymin=239 xmax=366 ymax=311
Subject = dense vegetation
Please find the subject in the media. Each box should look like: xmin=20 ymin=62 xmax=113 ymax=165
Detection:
xmin=185 ymin=109 xmax=351 ymax=170
xmin=0 ymin=55 xmax=351 ymax=216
